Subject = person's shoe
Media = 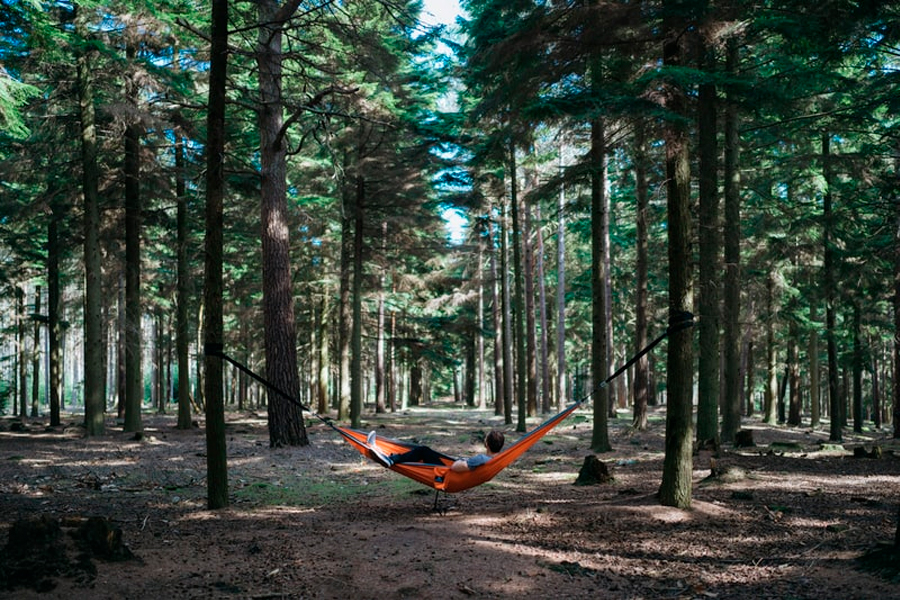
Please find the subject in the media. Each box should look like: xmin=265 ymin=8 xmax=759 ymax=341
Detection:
xmin=367 ymin=431 xmax=392 ymax=467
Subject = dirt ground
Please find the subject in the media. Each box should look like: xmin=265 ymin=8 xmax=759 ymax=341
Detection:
xmin=0 ymin=403 xmax=898 ymax=600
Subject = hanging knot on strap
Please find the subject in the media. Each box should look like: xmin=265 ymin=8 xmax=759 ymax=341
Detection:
xmin=204 ymin=342 xmax=225 ymax=357
xmin=667 ymin=311 xmax=695 ymax=333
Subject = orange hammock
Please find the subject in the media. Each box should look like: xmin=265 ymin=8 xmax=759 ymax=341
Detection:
xmin=334 ymin=401 xmax=584 ymax=493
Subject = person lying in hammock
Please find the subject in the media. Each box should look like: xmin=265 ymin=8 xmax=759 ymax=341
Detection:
xmin=367 ymin=429 xmax=505 ymax=471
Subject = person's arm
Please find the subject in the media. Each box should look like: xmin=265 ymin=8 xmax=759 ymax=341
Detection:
xmin=450 ymin=458 xmax=470 ymax=472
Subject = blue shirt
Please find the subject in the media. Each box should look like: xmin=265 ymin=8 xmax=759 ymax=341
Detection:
xmin=465 ymin=453 xmax=492 ymax=469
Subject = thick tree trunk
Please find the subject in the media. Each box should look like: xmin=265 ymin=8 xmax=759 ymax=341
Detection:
xmin=76 ymin=9 xmax=105 ymax=436
xmin=257 ymin=0 xmax=306 ymax=446
xmin=721 ymin=36 xmax=743 ymax=442
xmin=659 ymin=8 xmax=694 ymax=508
xmin=204 ymin=0 xmax=229 ymax=509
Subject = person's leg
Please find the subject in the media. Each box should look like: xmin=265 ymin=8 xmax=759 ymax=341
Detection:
xmin=390 ymin=445 xmax=447 ymax=465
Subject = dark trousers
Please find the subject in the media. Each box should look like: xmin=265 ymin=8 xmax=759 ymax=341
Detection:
xmin=390 ymin=445 xmax=447 ymax=465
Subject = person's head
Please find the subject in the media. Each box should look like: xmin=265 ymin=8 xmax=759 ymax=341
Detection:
xmin=485 ymin=430 xmax=505 ymax=453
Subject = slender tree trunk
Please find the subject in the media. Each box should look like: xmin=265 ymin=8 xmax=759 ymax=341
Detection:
xmin=491 ymin=230 xmax=504 ymax=416
xmin=764 ymin=272 xmax=779 ymax=424
xmin=556 ymin=149 xmax=567 ymax=410
xmin=48 ymin=208 xmax=61 ymax=427
xmin=500 ymin=196 xmax=514 ymax=424
xmin=17 ymin=286 xmax=26 ymax=417
xmin=338 ymin=173 xmax=353 ymax=421
xmin=257 ymin=0 xmax=306 ymax=447
xmin=535 ymin=202 xmax=551 ymax=413
xmin=204 ymin=0 xmax=229 ymax=509
xmin=31 ymin=287 xmax=41 ymax=417
xmin=509 ymin=145 xmax=527 ymax=432
xmin=852 ymin=302 xmax=863 ymax=433
xmin=721 ymin=36 xmax=742 ymax=443
xmin=697 ymin=40 xmax=719 ymax=444
xmin=659 ymin=7 xmax=694 ymax=508
xmin=632 ymin=124 xmax=650 ymax=430
xmin=809 ymin=299 xmax=821 ymax=429
xmin=316 ymin=293 xmax=329 ymax=414
xmin=124 ymin=42 xmax=143 ymax=433
xmin=590 ymin=116 xmax=611 ymax=452
xmin=788 ymin=325 xmax=802 ymax=426
xmin=350 ymin=172 xmax=365 ymax=428
xmin=823 ymin=134 xmax=842 ymax=442
xmin=375 ymin=223 xmax=387 ymax=413
xmin=523 ymin=163 xmax=538 ymax=417
xmin=76 ymin=7 xmax=105 ymax=435
xmin=175 ymin=129 xmax=192 ymax=430
xmin=476 ymin=221 xmax=486 ymax=409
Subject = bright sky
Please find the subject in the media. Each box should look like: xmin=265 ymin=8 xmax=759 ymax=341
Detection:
xmin=420 ymin=0 xmax=463 ymax=27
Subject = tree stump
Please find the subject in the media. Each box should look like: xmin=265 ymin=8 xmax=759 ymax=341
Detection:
xmin=574 ymin=455 xmax=613 ymax=486
xmin=734 ymin=429 xmax=755 ymax=448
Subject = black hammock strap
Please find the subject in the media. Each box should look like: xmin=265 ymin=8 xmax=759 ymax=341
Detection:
xmin=202 ymin=310 xmax=693 ymax=422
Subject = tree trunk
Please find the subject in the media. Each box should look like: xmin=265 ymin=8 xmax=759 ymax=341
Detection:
xmin=17 ymin=286 xmax=26 ymax=417
xmin=524 ymin=165 xmax=537 ymax=417
xmin=632 ymin=123 xmax=650 ymax=431
xmin=590 ymin=116 xmax=611 ymax=452
xmin=257 ymin=0 xmax=307 ymax=447
xmin=659 ymin=7 xmax=694 ymax=508
xmin=509 ymin=144 xmax=527 ymax=432
xmin=491 ymin=231 xmax=505 ymax=416
xmin=697 ymin=39 xmax=719 ymax=444
xmin=764 ymin=272 xmax=779 ymax=425
xmin=31 ymin=287 xmax=41 ymax=418
xmin=500 ymin=197 xmax=514 ymax=424
xmin=809 ymin=299 xmax=821 ymax=429
xmin=823 ymin=134 xmax=842 ymax=442
xmin=852 ymin=302 xmax=863 ymax=433
xmin=175 ymin=129 xmax=192 ymax=430
xmin=721 ymin=36 xmax=743 ymax=443
xmin=556 ymin=147 xmax=568 ymax=410
xmin=349 ymin=171 xmax=365 ymax=428
xmin=48 ymin=207 xmax=61 ymax=427
xmin=124 ymin=42 xmax=143 ymax=433
xmin=787 ymin=325 xmax=802 ymax=426
xmin=535 ymin=201 xmax=551 ymax=414
xmin=76 ymin=7 xmax=105 ymax=436
xmin=204 ymin=0 xmax=229 ymax=509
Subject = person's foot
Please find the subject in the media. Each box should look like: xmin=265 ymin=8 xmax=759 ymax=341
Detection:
xmin=367 ymin=431 xmax=392 ymax=467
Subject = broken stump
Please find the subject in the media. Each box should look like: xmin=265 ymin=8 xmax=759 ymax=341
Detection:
xmin=574 ymin=455 xmax=613 ymax=486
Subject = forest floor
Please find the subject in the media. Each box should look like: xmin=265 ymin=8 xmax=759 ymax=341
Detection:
xmin=0 ymin=402 xmax=899 ymax=600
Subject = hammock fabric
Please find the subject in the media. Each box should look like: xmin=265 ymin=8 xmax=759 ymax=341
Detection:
xmin=334 ymin=400 xmax=584 ymax=493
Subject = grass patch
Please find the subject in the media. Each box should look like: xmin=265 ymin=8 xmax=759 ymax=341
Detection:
xmin=234 ymin=475 xmax=422 ymax=507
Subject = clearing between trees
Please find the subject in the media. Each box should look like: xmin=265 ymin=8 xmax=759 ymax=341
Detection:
xmin=1 ymin=404 xmax=898 ymax=600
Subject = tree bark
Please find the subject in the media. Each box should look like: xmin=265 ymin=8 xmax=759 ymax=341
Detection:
xmin=204 ymin=0 xmax=229 ymax=509
xmin=257 ymin=0 xmax=307 ymax=447
xmin=175 ymin=128 xmax=192 ymax=430
xmin=48 ymin=207 xmax=61 ymax=427
xmin=124 ymin=41 xmax=143 ymax=433
xmin=632 ymin=123 xmax=650 ymax=431
xmin=697 ymin=39 xmax=719 ymax=444
xmin=659 ymin=6 xmax=694 ymax=508
xmin=823 ymin=133 xmax=842 ymax=442
xmin=590 ymin=116 xmax=611 ymax=452
xmin=721 ymin=36 xmax=743 ymax=442
xmin=509 ymin=144 xmax=527 ymax=432
xmin=556 ymin=147 xmax=568 ymax=410
xmin=76 ymin=6 xmax=105 ymax=436
xmin=764 ymin=272 xmax=779 ymax=425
